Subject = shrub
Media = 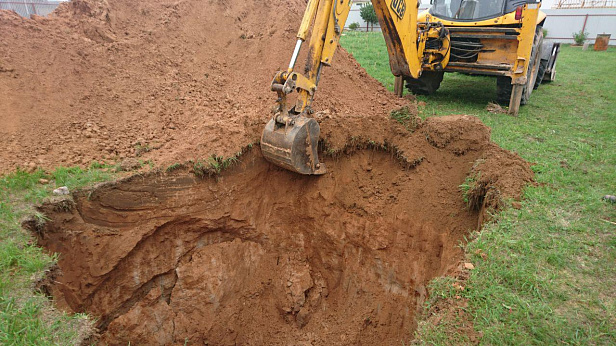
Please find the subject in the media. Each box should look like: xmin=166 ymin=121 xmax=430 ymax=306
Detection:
xmin=573 ymin=30 xmax=589 ymax=45
xmin=348 ymin=22 xmax=360 ymax=31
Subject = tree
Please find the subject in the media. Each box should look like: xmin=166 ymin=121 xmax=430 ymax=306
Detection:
xmin=360 ymin=4 xmax=378 ymax=32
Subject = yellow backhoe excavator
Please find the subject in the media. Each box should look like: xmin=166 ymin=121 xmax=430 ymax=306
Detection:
xmin=401 ymin=0 xmax=560 ymax=110
xmin=261 ymin=0 xmax=559 ymax=175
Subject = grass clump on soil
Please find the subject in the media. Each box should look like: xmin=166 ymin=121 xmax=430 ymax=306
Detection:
xmin=341 ymin=34 xmax=616 ymax=344
xmin=459 ymin=173 xmax=479 ymax=206
xmin=192 ymin=145 xmax=254 ymax=177
xmin=166 ymin=162 xmax=186 ymax=172
xmin=390 ymin=106 xmax=420 ymax=131
xmin=0 ymin=165 xmax=121 ymax=344
xmin=193 ymin=154 xmax=241 ymax=177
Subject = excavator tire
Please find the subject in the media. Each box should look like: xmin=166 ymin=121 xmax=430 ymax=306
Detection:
xmin=534 ymin=58 xmax=548 ymax=89
xmin=497 ymin=28 xmax=543 ymax=105
xmin=405 ymin=71 xmax=444 ymax=95
xmin=496 ymin=77 xmax=514 ymax=105
xmin=538 ymin=40 xmax=560 ymax=84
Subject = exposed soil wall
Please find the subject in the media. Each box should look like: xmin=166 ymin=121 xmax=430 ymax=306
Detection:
xmin=28 ymin=116 xmax=534 ymax=345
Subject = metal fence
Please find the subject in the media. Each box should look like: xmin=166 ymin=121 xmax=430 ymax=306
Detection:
xmin=0 ymin=1 xmax=62 ymax=17
xmin=555 ymin=0 xmax=616 ymax=9
xmin=543 ymin=8 xmax=616 ymax=44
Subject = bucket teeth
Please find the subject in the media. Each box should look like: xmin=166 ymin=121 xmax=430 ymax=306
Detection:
xmin=260 ymin=116 xmax=326 ymax=175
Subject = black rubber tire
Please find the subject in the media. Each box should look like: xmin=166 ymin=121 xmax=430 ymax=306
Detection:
xmin=496 ymin=76 xmax=514 ymax=104
xmin=522 ymin=30 xmax=542 ymax=105
xmin=405 ymin=71 xmax=444 ymax=95
xmin=534 ymin=58 xmax=548 ymax=89
xmin=496 ymin=29 xmax=543 ymax=105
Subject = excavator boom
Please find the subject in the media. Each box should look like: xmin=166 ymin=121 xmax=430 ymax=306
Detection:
xmin=261 ymin=0 xmax=450 ymax=174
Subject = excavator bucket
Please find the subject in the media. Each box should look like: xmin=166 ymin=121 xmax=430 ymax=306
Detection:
xmin=260 ymin=116 xmax=326 ymax=175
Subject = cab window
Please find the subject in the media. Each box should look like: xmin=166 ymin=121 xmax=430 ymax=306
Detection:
xmin=430 ymin=0 xmax=507 ymax=21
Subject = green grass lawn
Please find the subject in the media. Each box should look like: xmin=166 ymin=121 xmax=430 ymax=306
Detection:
xmin=342 ymin=31 xmax=616 ymax=344
xmin=0 ymin=166 xmax=118 ymax=344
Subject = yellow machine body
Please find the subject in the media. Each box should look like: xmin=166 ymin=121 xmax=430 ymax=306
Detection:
xmin=409 ymin=3 xmax=548 ymax=115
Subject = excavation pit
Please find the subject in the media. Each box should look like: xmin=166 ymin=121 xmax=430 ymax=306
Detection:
xmin=29 ymin=117 xmax=533 ymax=345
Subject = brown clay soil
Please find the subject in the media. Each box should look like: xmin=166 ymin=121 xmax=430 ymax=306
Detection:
xmin=4 ymin=0 xmax=535 ymax=344
xmin=0 ymin=0 xmax=410 ymax=173
xmin=28 ymin=115 xmax=534 ymax=345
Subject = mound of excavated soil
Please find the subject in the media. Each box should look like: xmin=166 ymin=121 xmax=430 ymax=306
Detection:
xmin=27 ymin=116 xmax=534 ymax=345
xmin=0 ymin=0 xmax=410 ymax=173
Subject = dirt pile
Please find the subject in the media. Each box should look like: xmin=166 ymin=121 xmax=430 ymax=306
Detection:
xmin=0 ymin=0 xmax=409 ymax=173
xmin=27 ymin=116 xmax=534 ymax=345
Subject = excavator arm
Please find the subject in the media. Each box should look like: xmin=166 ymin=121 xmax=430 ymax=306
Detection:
xmin=261 ymin=0 xmax=450 ymax=175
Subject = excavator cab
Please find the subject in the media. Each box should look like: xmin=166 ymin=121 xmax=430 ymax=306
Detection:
xmin=431 ymin=0 xmax=509 ymax=20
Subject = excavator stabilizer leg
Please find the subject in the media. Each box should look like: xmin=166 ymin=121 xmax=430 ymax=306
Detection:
xmin=261 ymin=116 xmax=326 ymax=175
